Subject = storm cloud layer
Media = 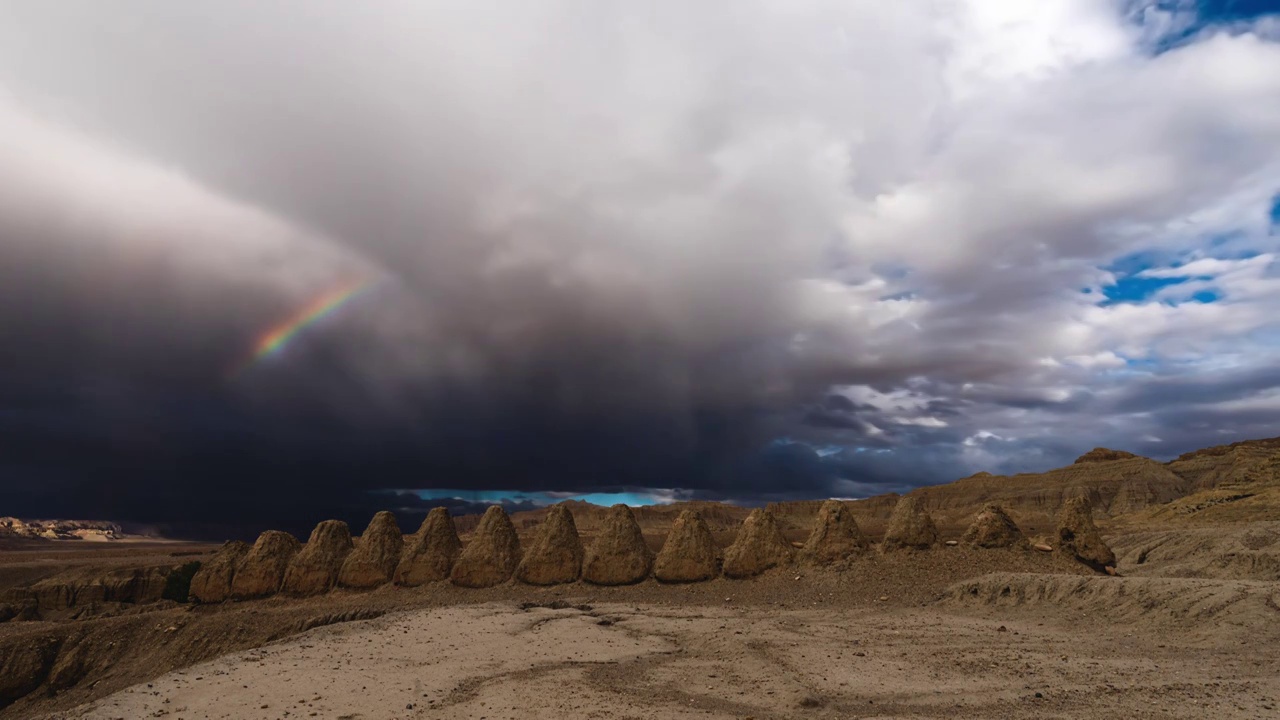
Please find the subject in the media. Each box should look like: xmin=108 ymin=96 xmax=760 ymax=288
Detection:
xmin=2 ymin=1 xmax=1279 ymax=535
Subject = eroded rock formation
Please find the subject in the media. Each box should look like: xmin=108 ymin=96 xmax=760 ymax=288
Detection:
xmin=338 ymin=512 xmax=403 ymax=590
xmin=395 ymin=508 xmax=462 ymax=586
xmin=450 ymin=506 xmax=521 ymax=588
xmin=1057 ymin=497 xmax=1116 ymax=571
xmin=516 ymin=504 xmax=583 ymax=585
xmin=722 ymin=508 xmax=793 ymax=578
xmin=188 ymin=540 xmax=250 ymax=603
xmin=282 ymin=521 xmax=354 ymax=596
xmin=799 ymin=499 xmax=869 ymax=565
xmin=654 ymin=509 xmax=717 ymax=583
xmin=962 ymin=504 xmax=1027 ymax=549
xmin=230 ymin=531 xmax=301 ymax=599
xmin=581 ymin=504 xmax=653 ymax=585
xmin=880 ymin=496 xmax=938 ymax=552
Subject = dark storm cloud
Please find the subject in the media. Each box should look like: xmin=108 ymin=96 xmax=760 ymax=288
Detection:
xmin=1110 ymin=365 xmax=1280 ymax=413
xmin=1 ymin=2 xmax=1279 ymax=535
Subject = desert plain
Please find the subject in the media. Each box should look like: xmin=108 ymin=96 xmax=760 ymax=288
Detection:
xmin=2 ymin=438 xmax=1278 ymax=720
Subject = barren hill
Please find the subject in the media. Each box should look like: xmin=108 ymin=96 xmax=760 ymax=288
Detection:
xmin=1114 ymin=437 xmax=1280 ymax=527
xmin=864 ymin=438 xmax=1278 ymax=535
xmin=453 ymin=437 xmax=1280 ymax=541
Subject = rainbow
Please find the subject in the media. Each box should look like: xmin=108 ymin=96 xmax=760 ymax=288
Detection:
xmin=237 ymin=278 xmax=376 ymax=373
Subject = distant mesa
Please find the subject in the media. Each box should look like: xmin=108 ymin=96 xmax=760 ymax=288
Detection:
xmin=0 ymin=518 xmax=125 ymax=542
xmin=962 ymin=504 xmax=1027 ymax=549
xmin=800 ymin=499 xmax=869 ymax=565
xmin=654 ymin=509 xmax=718 ymax=583
xmin=188 ymin=540 xmax=250 ymax=603
xmin=1074 ymin=448 xmax=1140 ymax=464
xmin=396 ymin=508 xmax=462 ymax=586
xmin=516 ymin=504 xmax=584 ymax=586
xmin=230 ymin=530 xmax=301 ymax=599
xmin=581 ymin=504 xmax=653 ymax=585
xmin=450 ymin=506 xmax=521 ymax=588
xmin=880 ymin=496 xmax=939 ymax=552
xmin=722 ymin=508 xmax=793 ymax=579
xmin=283 ymin=520 xmax=354 ymax=596
xmin=338 ymin=512 xmax=403 ymax=590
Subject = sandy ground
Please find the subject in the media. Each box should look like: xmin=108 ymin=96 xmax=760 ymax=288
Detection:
xmin=48 ymin=597 xmax=1280 ymax=720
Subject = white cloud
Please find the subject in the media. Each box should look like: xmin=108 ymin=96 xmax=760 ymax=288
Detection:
xmin=1 ymin=1 xmax=1278 ymax=493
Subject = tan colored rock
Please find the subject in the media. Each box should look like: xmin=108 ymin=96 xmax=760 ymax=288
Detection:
xmin=282 ymin=520 xmax=354 ymax=596
xmin=880 ymin=496 xmax=938 ymax=552
xmin=516 ymin=504 xmax=584 ymax=585
xmin=799 ymin=499 xmax=869 ymax=565
xmin=338 ymin=511 xmax=403 ymax=589
xmin=395 ymin=508 xmax=462 ymax=586
xmin=654 ymin=509 xmax=718 ymax=583
xmin=961 ymin=504 xmax=1028 ymax=549
xmin=229 ymin=531 xmax=301 ymax=599
xmin=581 ymin=504 xmax=653 ymax=585
xmin=1057 ymin=496 xmax=1116 ymax=571
xmin=450 ymin=506 xmax=521 ymax=588
xmin=722 ymin=508 xmax=794 ymax=579
xmin=188 ymin=540 xmax=250 ymax=603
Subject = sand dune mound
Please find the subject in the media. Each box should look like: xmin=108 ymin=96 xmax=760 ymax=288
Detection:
xmin=880 ymin=496 xmax=938 ymax=552
xmin=395 ymin=508 xmax=462 ymax=586
xmin=229 ymin=531 xmax=301 ymax=599
xmin=799 ymin=499 xmax=869 ymax=565
xmin=515 ymin=504 xmax=584 ymax=585
xmin=654 ymin=509 xmax=718 ymax=583
xmin=1057 ymin=497 xmax=1115 ymax=571
xmin=450 ymin=506 xmax=521 ymax=588
xmin=188 ymin=540 xmax=250 ymax=603
xmin=282 ymin=520 xmax=354 ymax=596
xmin=722 ymin=508 xmax=794 ymax=579
xmin=1110 ymin=522 xmax=1280 ymax=581
xmin=581 ymin=504 xmax=653 ymax=585
xmin=942 ymin=572 xmax=1280 ymax=632
xmin=961 ymin=504 xmax=1027 ymax=549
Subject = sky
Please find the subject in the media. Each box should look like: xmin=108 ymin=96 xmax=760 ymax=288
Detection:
xmin=1 ymin=1 xmax=1279 ymax=537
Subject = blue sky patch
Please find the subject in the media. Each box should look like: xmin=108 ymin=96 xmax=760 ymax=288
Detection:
xmin=1133 ymin=0 xmax=1280 ymax=54
xmin=1197 ymin=0 xmax=1280 ymax=22
xmin=406 ymin=489 xmax=672 ymax=507
xmin=1101 ymin=274 xmax=1189 ymax=304
xmin=1099 ymin=248 xmax=1232 ymax=305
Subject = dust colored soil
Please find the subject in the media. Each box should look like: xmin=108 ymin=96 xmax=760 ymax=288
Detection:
xmin=52 ymin=596 xmax=1280 ymax=720
xmin=4 ymin=533 xmax=1277 ymax=719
